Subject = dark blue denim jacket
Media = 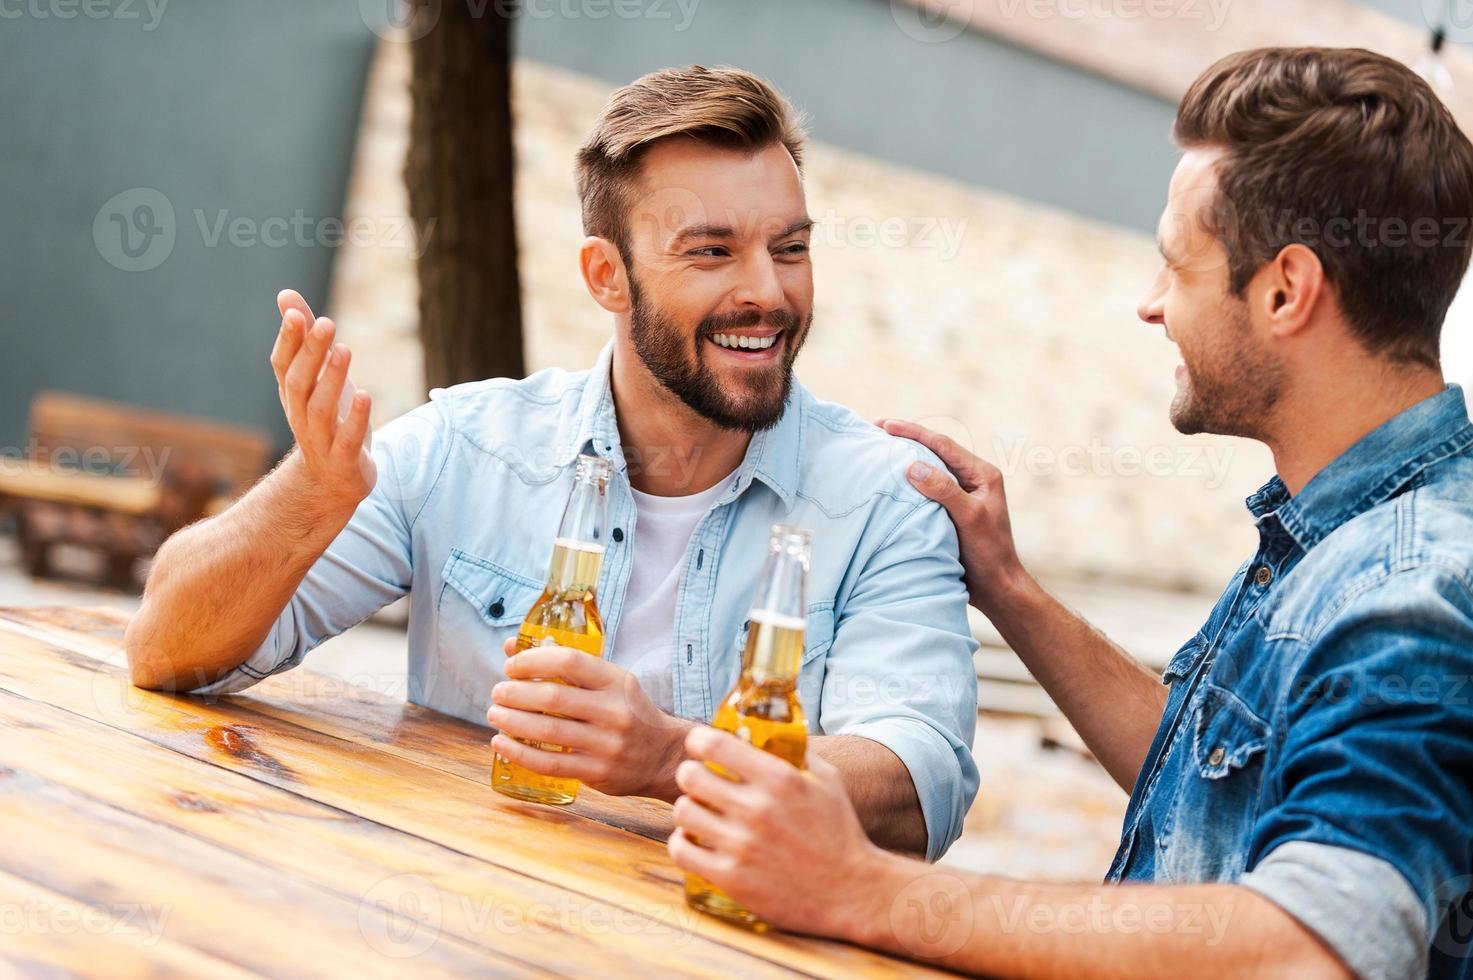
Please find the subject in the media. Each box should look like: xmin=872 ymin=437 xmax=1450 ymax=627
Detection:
xmin=1105 ymin=386 xmax=1473 ymax=979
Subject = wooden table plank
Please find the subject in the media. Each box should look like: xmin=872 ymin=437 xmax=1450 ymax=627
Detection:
xmin=0 ymin=766 xmax=549 ymax=978
xmin=0 ymin=868 xmax=259 ymax=980
xmin=0 ymin=608 xmax=949 ymax=977
xmin=0 ymin=690 xmax=805 ymax=979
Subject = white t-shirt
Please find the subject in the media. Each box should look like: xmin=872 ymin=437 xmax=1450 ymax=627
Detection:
xmin=614 ymin=470 xmax=739 ymax=713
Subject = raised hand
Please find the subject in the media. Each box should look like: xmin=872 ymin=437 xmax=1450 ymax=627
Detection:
xmin=269 ymin=289 xmax=376 ymax=513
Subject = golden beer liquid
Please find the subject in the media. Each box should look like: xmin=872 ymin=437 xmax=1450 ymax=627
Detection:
xmin=491 ymin=539 xmax=605 ymax=805
xmin=684 ymin=613 xmax=807 ymax=931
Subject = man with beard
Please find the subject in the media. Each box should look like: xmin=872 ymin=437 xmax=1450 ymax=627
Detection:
xmin=125 ymin=66 xmax=979 ymax=858
xmin=668 ymin=48 xmax=1473 ymax=978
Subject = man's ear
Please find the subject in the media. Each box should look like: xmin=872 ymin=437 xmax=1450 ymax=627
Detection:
xmin=1255 ymin=243 xmax=1326 ymax=340
xmin=580 ymin=237 xmax=631 ymax=315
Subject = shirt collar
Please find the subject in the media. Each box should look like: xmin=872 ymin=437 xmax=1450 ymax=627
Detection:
xmin=1248 ymin=384 xmax=1473 ymax=551
xmin=559 ymin=340 xmax=803 ymax=509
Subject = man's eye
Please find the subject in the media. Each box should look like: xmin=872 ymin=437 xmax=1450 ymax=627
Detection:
xmin=689 ymin=246 xmax=730 ymax=258
xmin=778 ymin=242 xmax=810 ymax=256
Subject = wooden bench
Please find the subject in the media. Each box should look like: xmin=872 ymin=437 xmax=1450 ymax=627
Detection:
xmin=0 ymin=392 xmax=273 ymax=588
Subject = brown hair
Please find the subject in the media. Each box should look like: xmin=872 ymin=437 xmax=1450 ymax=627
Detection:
xmin=575 ymin=65 xmax=807 ymax=256
xmin=1175 ymin=47 xmax=1473 ymax=367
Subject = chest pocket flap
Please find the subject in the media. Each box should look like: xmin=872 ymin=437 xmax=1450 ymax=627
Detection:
xmin=732 ymin=602 xmax=837 ymax=666
xmin=1162 ymin=633 xmax=1209 ymax=685
xmin=441 ymin=549 xmax=545 ymax=628
xmin=1192 ymin=683 xmax=1269 ymax=780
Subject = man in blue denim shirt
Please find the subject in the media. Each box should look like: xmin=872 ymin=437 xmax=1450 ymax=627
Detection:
xmin=125 ymin=67 xmax=978 ymax=859
xmin=668 ymin=49 xmax=1473 ymax=978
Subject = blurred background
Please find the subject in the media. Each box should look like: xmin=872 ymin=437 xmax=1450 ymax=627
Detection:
xmin=3 ymin=0 xmax=1471 ymax=879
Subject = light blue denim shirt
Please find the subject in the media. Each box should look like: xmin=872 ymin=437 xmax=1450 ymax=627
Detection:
xmin=194 ymin=342 xmax=980 ymax=859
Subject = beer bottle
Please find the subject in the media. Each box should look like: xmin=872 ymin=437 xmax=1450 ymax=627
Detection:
xmin=685 ymin=524 xmax=811 ymax=930
xmin=491 ymin=453 xmax=612 ymax=805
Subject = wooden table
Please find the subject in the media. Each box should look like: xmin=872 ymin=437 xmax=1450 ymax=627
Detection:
xmin=0 ymin=606 xmax=948 ymax=978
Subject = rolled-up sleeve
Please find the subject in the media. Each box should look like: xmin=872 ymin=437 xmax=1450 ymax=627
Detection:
xmin=1244 ymin=567 xmax=1473 ymax=978
xmin=815 ymin=494 xmax=980 ymax=862
xmin=189 ymin=398 xmax=453 ymax=695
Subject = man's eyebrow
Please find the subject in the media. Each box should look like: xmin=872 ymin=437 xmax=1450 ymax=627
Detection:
xmin=670 ymin=223 xmax=736 ymax=246
xmin=772 ymin=217 xmax=815 ymax=240
xmin=669 ymin=218 xmax=815 ymax=247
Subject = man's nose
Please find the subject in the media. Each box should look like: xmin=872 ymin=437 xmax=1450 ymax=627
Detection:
xmin=1138 ymin=270 xmax=1167 ymax=326
xmin=733 ymin=251 xmax=785 ymax=311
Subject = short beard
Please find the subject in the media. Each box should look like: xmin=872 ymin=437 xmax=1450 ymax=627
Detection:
xmin=1169 ymin=300 xmax=1286 ymax=439
xmin=627 ymin=275 xmax=809 ymax=433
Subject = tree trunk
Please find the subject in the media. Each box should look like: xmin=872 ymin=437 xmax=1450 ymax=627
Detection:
xmin=405 ymin=0 xmax=525 ymax=390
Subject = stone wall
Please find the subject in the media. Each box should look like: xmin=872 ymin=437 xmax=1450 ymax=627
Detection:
xmin=330 ymin=41 xmax=1272 ymax=596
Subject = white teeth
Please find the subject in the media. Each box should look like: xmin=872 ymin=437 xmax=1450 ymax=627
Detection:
xmin=711 ymin=334 xmax=777 ymax=351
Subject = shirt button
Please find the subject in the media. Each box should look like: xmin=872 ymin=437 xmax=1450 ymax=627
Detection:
xmin=1255 ymin=565 xmax=1273 ymax=587
xmin=611 ymin=528 xmax=624 ymax=543
xmin=1208 ymin=746 xmax=1226 ymax=766
xmin=488 ymin=598 xmax=505 ymax=618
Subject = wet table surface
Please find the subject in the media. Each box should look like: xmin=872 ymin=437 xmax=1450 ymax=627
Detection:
xmin=0 ymin=605 xmax=951 ymax=978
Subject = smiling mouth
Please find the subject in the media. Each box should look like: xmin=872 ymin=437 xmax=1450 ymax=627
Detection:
xmin=704 ymin=330 xmax=785 ymax=360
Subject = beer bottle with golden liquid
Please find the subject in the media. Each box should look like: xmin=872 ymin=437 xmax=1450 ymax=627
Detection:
xmin=491 ymin=453 xmax=612 ymax=806
xmin=685 ymin=524 xmax=811 ymax=931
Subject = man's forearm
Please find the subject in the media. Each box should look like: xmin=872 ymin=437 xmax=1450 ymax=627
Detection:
xmin=125 ymin=452 xmax=355 ymax=690
xmin=982 ymin=568 xmax=1167 ymax=789
xmin=811 ymin=734 xmax=928 ymax=857
xmin=852 ymin=856 xmax=1349 ymax=979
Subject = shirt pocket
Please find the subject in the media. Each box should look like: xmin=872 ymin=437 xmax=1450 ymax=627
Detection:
xmin=428 ymin=549 xmax=547 ymax=716
xmin=1158 ymin=682 xmax=1270 ymax=882
xmin=441 ymin=548 xmax=546 ymax=628
xmin=727 ymin=601 xmax=836 ymax=718
xmin=730 ymin=602 xmax=836 ymax=666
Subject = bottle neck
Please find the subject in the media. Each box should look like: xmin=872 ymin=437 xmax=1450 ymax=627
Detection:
xmin=548 ymin=463 xmax=609 ymax=594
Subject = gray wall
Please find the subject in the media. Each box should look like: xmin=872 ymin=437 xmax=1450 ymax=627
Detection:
xmin=517 ymin=0 xmax=1182 ymax=233
xmin=0 ymin=3 xmax=376 ymax=454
